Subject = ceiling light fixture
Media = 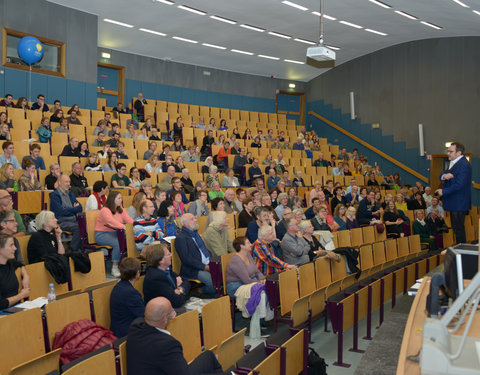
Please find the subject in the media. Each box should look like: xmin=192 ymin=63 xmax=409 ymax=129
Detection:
xmin=420 ymin=21 xmax=443 ymax=29
xmin=281 ymin=1 xmax=308 ymax=11
xmin=394 ymin=10 xmax=418 ymax=20
xmin=365 ymin=28 xmax=388 ymax=36
xmin=209 ymin=15 xmax=237 ymax=24
xmin=177 ymin=5 xmax=206 ymax=15
xmin=284 ymin=59 xmax=304 ymax=64
xmin=103 ymin=19 xmax=134 ymax=28
xmin=239 ymin=24 xmax=265 ymax=32
xmin=202 ymin=43 xmax=227 ymax=50
xmin=172 ymin=36 xmax=198 ymax=43
xmin=326 ymin=44 xmax=341 ymax=50
xmin=339 ymin=20 xmax=363 ymax=29
xmin=473 ymin=10 xmax=480 ymax=15
xmin=368 ymin=0 xmax=392 ymax=9
xmin=452 ymin=0 xmax=470 ymax=8
xmin=268 ymin=31 xmax=292 ymax=39
xmin=258 ymin=54 xmax=280 ymax=60
xmin=231 ymin=49 xmax=254 ymax=55
xmin=311 ymin=11 xmax=337 ymax=20
xmin=294 ymin=38 xmax=316 ymax=45
xmin=139 ymin=28 xmax=167 ymax=36
xmin=156 ymin=0 xmax=174 ymax=4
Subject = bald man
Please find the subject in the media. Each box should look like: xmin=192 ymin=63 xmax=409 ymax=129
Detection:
xmin=49 ymin=174 xmax=82 ymax=251
xmin=127 ymin=297 xmax=226 ymax=375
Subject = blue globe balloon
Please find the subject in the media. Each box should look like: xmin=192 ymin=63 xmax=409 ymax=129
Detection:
xmin=17 ymin=36 xmax=43 ymax=65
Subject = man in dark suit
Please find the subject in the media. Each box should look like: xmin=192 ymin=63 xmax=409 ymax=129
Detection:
xmin=127 ymin=297 xmax=226 ymax=375
xmin=436 ymin=142 xmax=471 ymax=244
xmin=143 ymin=243 xmax=190 ymax=307
xmin=175 ymin=213 xmax=215 ymax=297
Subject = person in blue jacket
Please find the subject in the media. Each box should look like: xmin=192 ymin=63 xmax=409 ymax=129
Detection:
xmin=436 ymin=142 xmax=471 ymax=244
xmin=110 ymin=257 xmax=145 ymax=338
xmin=35 ymin=117 xmax=52 ymax=143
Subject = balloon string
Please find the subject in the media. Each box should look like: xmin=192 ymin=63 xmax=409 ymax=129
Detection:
xmin=29 ymin=65 xmax=32 ymax=103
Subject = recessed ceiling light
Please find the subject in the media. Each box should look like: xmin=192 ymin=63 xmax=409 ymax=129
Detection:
xmin=326 ymin=45 xmax=341 ymax=51
xmin=156 ymin=0 xmax=174 ymax=4
xmin=172 ymin=36 xmax=198 ymax=43
xmin=177 ymin=5 xmax=206 ymax=15
xmin=288 ymin=83 xmax=296 ymax=88
xmin=452 ymin=0 xmax=470 ymax=8
xmin=365 ymin=28 xmax=388 ymax=36
xmin=268 ymin=31 xmax=292 ymax=39
xmin=368 ymin=0 xmax=392 ymax=9
xmin=394 ymin=10 xmax=418 ymax=20
xmin=209 ymin=15 xmax=237 ymax=24
xmin=231 ymin=49 xmax=254 ymax=56
xmin=339 ymin=20 xmax=363 ymax=29
xmin=420 ymin=21 xmax=443 ymax=30
xmin=281 ymin=1 xmax=308 ymax=11
xmin=103 ymin=19 xmax=134 ymax=28
xmin=473 ymin=10 xmax=480 ymax=15
xmin=284 ymin=59 xmax=304 ymax=65
xmin=239 ymin=24 xmax=265 ymax=32
xmin=258 ymin=55 xmax=280 ymax=60
xmin=294 ymin=38 xmax=316 ymax=45
xmin=139 ymin=28 xmax=167 ymax=36
xmin=101 ymin=52 xmax=111 ymax=59
xmin=311 ymin=11 xmax=337 ymax=20
xmin=202 ymin=43 xmax=227 ymax=50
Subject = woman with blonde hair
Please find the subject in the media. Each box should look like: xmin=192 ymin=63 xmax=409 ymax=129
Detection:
xmin=395 ymin=194 xmax=408 ymax=212
xmin=145 ymin=155 xmax=161 ymax=174
xmin=19 ymin=159 xmax=41 ymax=191
xmin=0 ymin=123 xmax=11 ymax=141
xmin=127 ymin=191 xmax=147 ymax=219
xmin=202 ymin=156 xmax=213 ymax=174
xmin=0 ymin=163 xmax=16 ymax=191
xmin=345 ymin=206 xmax=359 ymax=229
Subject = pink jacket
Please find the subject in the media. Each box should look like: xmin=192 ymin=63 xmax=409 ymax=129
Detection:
xmin=95 ymin=207 xmax=134 ymax=232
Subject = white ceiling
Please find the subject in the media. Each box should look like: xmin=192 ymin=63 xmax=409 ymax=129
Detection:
xmin=48 ymin=0 xmax=480 ymax=82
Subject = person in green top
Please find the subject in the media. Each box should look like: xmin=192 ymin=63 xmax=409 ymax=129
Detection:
xmin=208 ymin=180 xmax=225 ymax=200
xmin=111 ymin=163 xmax=134 ymax=189
xmin=412 ymin=210 xmax=437 ymax=250
xmin=0 ymin=189 xmax=26 ymax=234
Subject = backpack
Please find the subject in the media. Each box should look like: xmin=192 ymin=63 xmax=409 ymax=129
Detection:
xmin=308 ymin=347 xmax=328 ymax=375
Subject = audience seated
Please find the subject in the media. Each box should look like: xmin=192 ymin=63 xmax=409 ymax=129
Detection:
xmin=333 ymin=204 xmax=348 ymax=231
xmin=134 ymin=200 xmax=164 ymax=251
xmin=86 ymin=181 xmax=108 ymax=211
xmin=143 ymin=243 xmax=190 ymax=307
xmin=357 ymin=190 xmax=383 ymax=227
xmin=413 ymin=210 xmax=438 ymax=250
xmin=0 ymin=141 xmax=21 ymax=169
xmin=175 ymin=213 xmax=215 ymax=297
xmin=31 ymin=94 xmax=49 ymax=112
xmin=27 ymin=210 xmax=65 ymax=264
xmin=0 ymin=190 xmax=25 ymax=235
xmin=22 ymin=143 xmax=46 ymax=170
xmin=95 ymin=191 xmax=134 ymax=277
xmin=60 ymin=137 xmax=80 ymax=157
xmin=50 ymin=175 xmax=82 ymax=251
xmin=110 ymin=257 xmax=145 ymax=338
xmin=69 ymin=162 xmax=88 ymax=196
xmin=0 ymin=233 xmax=30 ymax=310
xmin=383 ymin=201 xmax=405 ymax=238
xmin=0 ymin=211 xmax=24 ymax=263
xmin=170 ymin=190 xmax=186 ymax=218
xmin=111 ymin=163 xmax=134 ymax=189
xmin=19 ymin=158 xmax=41 ymax=191
xmin=127 ymin=191 xmax=146 ymax=220
xmin=156 ymin=200 xmax=180 ymax=236
xmin=281 ymin=218 xmax=310 ymax=266
xmin=167 ymin=177 xmax=189 ymax=204
xmin=187 ymin=190 xmax=209 ymax=217
xmin=203 ymin=211 xmax=234 ymax=257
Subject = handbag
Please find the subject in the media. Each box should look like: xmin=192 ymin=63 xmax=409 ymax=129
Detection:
xmin=308 ymin=347 xmax=328 ymax=375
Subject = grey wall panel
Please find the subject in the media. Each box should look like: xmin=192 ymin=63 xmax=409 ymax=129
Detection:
xmin=99 ymin=49 xmax=306 ymax=99
xmin=0 ymin=0 xmax=97 ymax=83
xmin=306 ymin=37 xmax=480 ymax=155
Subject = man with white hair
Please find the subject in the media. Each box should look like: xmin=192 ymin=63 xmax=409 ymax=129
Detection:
xmin=423 ymin=186 xmax=433 ymax=206
xmin=134 ymin=92 xmax=147 ymax=121
xmin=427 ymin=196 xmax=444 ymax=218
xmin=223 ymin=188 xmax=237 ymax=214
xmin=274 ymin=193 xmax=289 ymax=220
xmin=203 ymin=211 xmax=234 ymax=257
xmin=175 ymin=213 xmax=215 ymax=297
xmin=281 ymin=218 xmax=311 ymax=266
xmin=252 ymin=225 xmax=295 ymax=275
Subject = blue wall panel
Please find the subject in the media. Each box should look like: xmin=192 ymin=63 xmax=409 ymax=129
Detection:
xmin=141 ymin=82 xmax=156 ymax=100
xmin=0 ymin=71 xmax=4 ymax=98
xmin=66 ymin=80 xmax=86 ymax=108
xmin=5 ymin=69 xmax=27 ymax=99
xmin=84 ymin=83 xmax=97 ymax=110
xmin=47 ymin=76 xmax=67 ymax=106
xmin=30 ymin=74 xmax=48 ymax=102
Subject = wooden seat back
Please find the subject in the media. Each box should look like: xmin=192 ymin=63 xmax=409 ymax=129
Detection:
xmin=62 ymin=349 xmax=116 ymax=375
xmin=167 ymin=310 xmax=202 ymax=363
xmin=217 ymin=328 xmax=247 ymax=371
xmin=25 ymin=261 xmax=69 ymax=299
xmin=314 ymin=257 xmax=332 ymax=289
xmin=45 ymin=292 xmax=91 ymax=347
xmin=119 ymin=340 xmax=127 ymax=375
xmin=372 ymin=242 xmax=386 ymax=265
xmin=298 ymin=263 xmax=316 ymax=297
xmin=16 ymin=235 xmax=31 ymax=265
xmin=397 ymin=236 xmax=410 ymax=258
xmin=221 ymin=252 xmax=235 ymax=295
xmin=279 ymin=269 xmax=299 ymax=316
xmin=16 ymin=191 xmax=43 ymax=214
xmin=9 ymin=348 xmax=61 ymax=375
xmin=253 ymin=348 xmax=281 ymax=374
xmin=282 ymin=329 xmax=305 ymax=375
xmin=362 ymin=226 xmax=375 ymax=244
xmin=291 ymin=295 xmax=310 ymax=328
xmin=359 ymin=244 xmax=374 ymax=271
xmin=385 ymin=238 xmax=398 ymax=262
xmin=331 ymin=256 xmax=348 ymax=282
xmin=202 ymin=296 xmax=232 ymax=350
xmin=92 ymin=283 xmax=117 ymax=329
xmin=408 ymin=234 xmax=421 ymax=254
xmin=69 ymin=251 xmax=106 ymax=290
xmin=337 ymin=230 xmax=351 ymax=247
xmin=0 ymin=308 xmax=45 ymax=375
xmin=350 ymin=227 xmax=363 ymax=248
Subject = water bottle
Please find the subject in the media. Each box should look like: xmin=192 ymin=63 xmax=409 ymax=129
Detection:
xmin=47 ymin=283 xmax=56 ymax=303
xmin=13 ymin=180 xmax=18 ymax=192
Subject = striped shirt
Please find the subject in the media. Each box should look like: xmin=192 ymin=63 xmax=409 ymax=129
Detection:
xmin=133 ymin=216 xmax=164 ymax=250
xmin=252 ymin=239 xmax=288 ymax=276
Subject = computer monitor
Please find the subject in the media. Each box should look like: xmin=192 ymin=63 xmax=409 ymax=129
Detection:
xmin=444 ymin=245 xmax=478 ymax=300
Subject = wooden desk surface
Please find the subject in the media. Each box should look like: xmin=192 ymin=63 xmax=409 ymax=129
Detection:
xmin=396 ymin=277 xmax=480 ymax=375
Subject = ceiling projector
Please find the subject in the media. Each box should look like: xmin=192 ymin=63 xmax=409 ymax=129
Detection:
xmin=306 ymin=45 xmax=336 ymax=62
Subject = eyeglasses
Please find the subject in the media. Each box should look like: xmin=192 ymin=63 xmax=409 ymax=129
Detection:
xmin=0 ymin=195 xmax=12 ymax=200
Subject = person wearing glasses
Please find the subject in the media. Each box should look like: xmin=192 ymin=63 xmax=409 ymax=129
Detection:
xmin=111 ymin=163 xmax=134 ymax=189
xmin=0 ymin=189 xmax=26 ymax=235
